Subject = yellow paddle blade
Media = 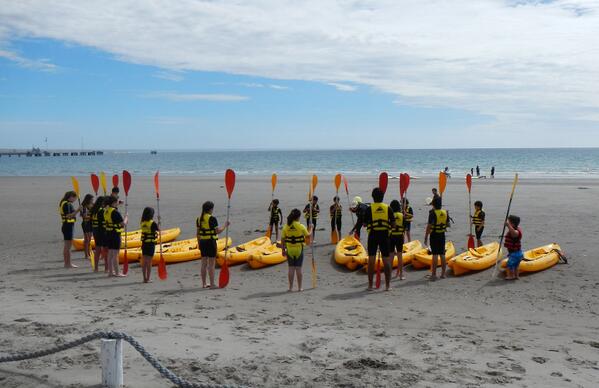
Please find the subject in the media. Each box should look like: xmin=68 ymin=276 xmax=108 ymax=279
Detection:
xmin=100 ymin=171 xmax=107 ymax=194
xmin=71 ymin=176 xmax=80 ymax=197
xmin=511 ymin=173 xmax=519 ymax=196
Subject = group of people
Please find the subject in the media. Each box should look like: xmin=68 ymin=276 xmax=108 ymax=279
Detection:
xmin=59 ymin=178 xmax=525 ymax=289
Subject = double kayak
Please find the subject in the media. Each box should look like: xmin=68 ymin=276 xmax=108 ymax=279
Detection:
xmin=412 ymin=241 xmax=456 ymax=269
xmin=334 ymin=236 xmax=366 ymax=269
xmin=500 ymin=243 xmax=562 ymax=273
xmin=247 ymin=243 xmax=285 ymax=269
xmin=448 ymin=242 xmax=502 ymax=276
xmin=118 ymin=237 xmax=231 ymax=265
xmin=361 ymin=240 xmax=423 ymax=271
xmin=216 ymin=236 xmax=272 ymax=267
xmin=73 ymin=228 xmax=181 ymax=250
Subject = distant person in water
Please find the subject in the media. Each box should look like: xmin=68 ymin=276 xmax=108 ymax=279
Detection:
xmin=471 ymin=168 xmax=474 ymax=176
xmin=476 ymin=165 xmax=480 ymax=177
xmin=491 ymin=166 xmax=495 ymax=179
xmin=443 ymin=167 xmax=451 ymax=178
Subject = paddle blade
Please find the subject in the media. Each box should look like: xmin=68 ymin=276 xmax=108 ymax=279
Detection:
xmin=311 ymin=259 xmax=317 ymax=288
xmin=100 ymin=172 xmax=107 ymax=194
xmin=71 ymin=176 xmax=80 ymax=197
xmin=375 ymin=261 xmax=381 ymax=289
xmin=468 ymin=235 xmax=475 ymax=250
xmin=405 ymin=174 xmax=411 ymax=191
xmin=123 ymin=250 xmax=129 ymax=275
xmin=334 ymin=174 xmax=342 ymax=191
xmin=265 ymin=225 xmax=272 ymax=239
xmin=311 ymin=174 xmax=318 ymax=192
xmin=343 ymin=175 xmax=349 ymax=194
xmin=271 ymin=173 xmax=277 ymax=192
xmin=439 ymin=171 xmax=447 ymax=195
xmin=331 ymin=230 xmax=339 ymax=244
xmin=158 ymin=255 xmax=167 ymax=280
xmin=466 ymin=174 xmax=472 ymax=193
xmin=122 ymin=170 xmax=132 ymax=196
xmin=91 ymin=174 xmax=99 ymax=195
xmin=379 ymin=172 xmax=388 ymax=194
xmin=112 ymin=174 xmax=119 ymax=188
xmin=225 ymin=169 xmax=236 ymax=198
xmin=219 ymin=260 xmax=230 ymax=288
xmin=510 ymin=173 xmax=519 ymax=196
xmin=154 ymin=171 xmax=160 ymax=198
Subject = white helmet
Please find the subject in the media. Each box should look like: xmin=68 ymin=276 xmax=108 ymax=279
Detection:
xmin=351 ymin=196 xmax=362 ymax=207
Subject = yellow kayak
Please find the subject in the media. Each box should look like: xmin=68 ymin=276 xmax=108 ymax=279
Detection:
xmin=216 ymin=236 xmax=272 ymax=267
xmin=247 ymin=243 xmax=285 ymax=269
xmin=334 ymin=236 xmax=367 ymax=268
xmin=412 ymin=241 xmax=456 ymax=269
xmin=362 ymin=240 xmax=423 ymax=271
xmin=448 ymin=242 xmax=502 ymax=276
xmin=119 ymin=237 xmax=231 ymax=265
xmin=73 ymin=228 xmax=181 ymax=250
xmin=500 ymin=243 xmax=562 ymax=273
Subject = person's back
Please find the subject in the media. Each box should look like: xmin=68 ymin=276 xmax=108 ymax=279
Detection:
xmin=364 ymin=187 xmax=395 ymax=290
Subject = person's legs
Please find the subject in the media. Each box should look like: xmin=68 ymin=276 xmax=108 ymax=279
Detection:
xmin=405 ymin=230 xmax=411 ymax=242
xmin=383 ymin=256 xmax=392 ymax=290
xmin=287 ymin=265 xmax=294 ymax=291
xmin=440 ymin=254 xmax=447 ymax=278
xmin=431 ymin=254 xmax=438 ymax=280
xmin=367 ymin=256 xmax=375 ymax=290
xmin=296 ymin=267 xmax=303 ymax=291
xmin=201 ymin=257 xmax=208 ymax=287
xmin=208 ymin=257 xmax=216 ymax=287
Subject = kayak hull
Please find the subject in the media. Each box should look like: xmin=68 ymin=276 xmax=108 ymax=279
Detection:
xmin=334 ymin=236 xmax=366 ymax=268
xmin=73 ymin=228 xmax=181 ymax=250
xmin=247 ymin=243 xmax=285 ymax=269
xmin=412 ymin=241 xmax=456 ymax=269
xmin=361 ymin=240 xmax=423 ymax=271
xmin=500 ymin=243 xmax=561 ymax=273
xmin=449 ymin=242 xmax=502 ymax=276
xmin=216 ymin=236 xmax=272 ymax=266
xmin=119 ymin=237 xmax=231 ymax=265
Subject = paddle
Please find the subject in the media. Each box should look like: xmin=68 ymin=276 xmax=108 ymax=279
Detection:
xmin=154 ymin=171 xmax=167 ymax=280
xmin=71 ymin=176 xmax=81 ymax=207
xmin=219 ymin=169 xmax=236 ymax=288
xmin=375 ymin=172 xmax=389 ymax=289
xmin=266 ymin=173 xmax=278 ymax=238
xmin=112 ymin=174 xmax=119 ymax=190
xmin=396 ymin=173 xmax=411 ymax=277
xmin=439 ymin=171 xmax=447 ymax=197
xmin=342 ymin=175 xmax=355 ymax=225
xmin=309 ymin=174 xmax=318 ymax=288
xmin=466 ymin=174 xmax=475 ymax=249
xmin=122 ymin=170 xmax=131 ymax=275
xmin=492 ymin=174 xmax=519 ymax=278
xmin=100 ymin=172 xmax=107 ymax=195
xmin=91 ymin=174 xmax=99 ymax=196
xmin=331 ymin=174 xmax=342 ymax=244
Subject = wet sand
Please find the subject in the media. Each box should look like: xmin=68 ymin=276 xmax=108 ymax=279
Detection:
xmin=0 ymin=175 xmax=598 ymax=387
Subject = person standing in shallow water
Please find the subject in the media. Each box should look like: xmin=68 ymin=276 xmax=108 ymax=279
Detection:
xmin=59 ymin=191 xmax=80 ymax=268
xmin=476 ymin=165 xmax=480 ymax=177
xmin=491 ymin=166 xmax=495 ymax=178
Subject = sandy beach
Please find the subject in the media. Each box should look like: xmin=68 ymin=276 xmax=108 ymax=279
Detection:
xmin=0 ymin=175 xmax=598 ymax=387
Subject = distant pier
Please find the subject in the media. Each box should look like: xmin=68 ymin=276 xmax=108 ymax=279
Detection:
xmin=0 ymin=148 xmax=104 ymax=158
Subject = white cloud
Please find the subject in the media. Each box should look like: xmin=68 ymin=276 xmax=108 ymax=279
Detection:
xmin=1 ymin=0 xmax=599 ymax=132
xmin=142 ymin=91 xmax=249 ymax=102
xmin=327 ymin=82 xmax=357 ymax=92
xmin=153 ymin=70 xmax=184 ymax=82
xmin=0 ymin=49 xmax=57 ymax=72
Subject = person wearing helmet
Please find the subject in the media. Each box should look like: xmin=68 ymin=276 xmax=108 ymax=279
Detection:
xmin=348 ymin=196 xmax=369 ymax=240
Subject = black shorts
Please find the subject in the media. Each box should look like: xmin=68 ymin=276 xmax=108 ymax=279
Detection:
xmin=475 ymin=226 xmax=484 ymax=240
xmin=62 ymin=223 xmax=74 ymax=241
xmin=93 ymin=229 xmax=104 ymax=247
xmin=367 ymin=231 xmax=390 ymax=257
xmin=269 ymin=218 xmax=280 ymax=227
xmin=287 ymin=250 xmax=304 ymax=267
xmin=107 ymin=233 xmax=121 ymax=250
xmin=141 ymin=243 xmax=156 ymax=258
xmin=330 ymin=217 xmax=342 ymax=231
xmin=82 ymin=221 xmax=93 ymax=234
xmin=430 ymin=233 xmax=446 ymax=255
xmin=199 ymin=239 xmax=217 ymax=258
xmin=404 ymin=222 xmax=412 ymax=231
xmin=390 ymin=235 xmax=404 ymax=253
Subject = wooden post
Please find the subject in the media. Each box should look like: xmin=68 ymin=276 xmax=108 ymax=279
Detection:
xmin=101 ymin=339 xmax=123 ymax=387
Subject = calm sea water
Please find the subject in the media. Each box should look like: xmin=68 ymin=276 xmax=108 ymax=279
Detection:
xmin=1 ymin=149 xmax=598 ymax=178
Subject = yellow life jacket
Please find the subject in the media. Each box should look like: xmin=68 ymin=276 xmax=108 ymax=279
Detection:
xmin=473 ymin=209 xmax=484 ymax=226
xmin=367 ymin=202 xmax=391 ymax=232
xmin=59 ymin=200 xmax=75 ymax=223
xmin=304 ymin=204 xmax=319 ymax=219
xmin=196 ymin=213 xmax=217 ymax=240
xmin=104 ymin=207 xmax=124 ymax=233
xmin=330 ymin=204 xmax=342 ymax=219
xmin=431 ymin=209 xmax=448 ymax=234
xmin=405 ymin=206 xmax=414 ymax=223
xmin=284 ymin=221 xmax=307 ymax=257
xmin=141 ymin=220 xmax=157 ymax=244
xmin=97 ymin=208 xmax=105 ymax=230
xmin=390 ymin=212 xmax=405 ymax=236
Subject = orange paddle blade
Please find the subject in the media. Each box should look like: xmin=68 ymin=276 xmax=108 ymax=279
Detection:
xmin=466 ymin=174 xmax=472 ymax=193
xmin=71 ymin=176 xmax=80 ymax=197
xmin=154 ymin=171 xmax=160 ymax=198
xmin=100 ymin=172 xmax=107 ymax=194
xmin=271 ymin=173 xmax=277 ymax=192
xmin=331 ymin=230 xmax=339 ymax=244
xmin=158 ymin=256 xmax=167 ymax=280
xmin=311 ymin=174 xmax=318 ymax=192
xmin=219 ymin=260 xmax=230 ymax=288
xmin=225 ymin=169 xmax=236 ymax=198
xmin=439 ymin=171 xmax=447 ymax=195
xmin=334 ymin=174 xmax=342 ymax=191
xmin=123 ymin=250 xmax=129 ymax=275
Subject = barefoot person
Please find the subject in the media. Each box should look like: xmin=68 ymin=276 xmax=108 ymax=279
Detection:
xmin=365 ymin=187 xmax=395 ymax=291
xmin=472 ymin=200 xmax=485 ymax=247
xmin=90 ymin=196 xmax=105 ymax=272
xmin=267 ymin=199 xmax=283 ymax=241
xmin=59 ymin=191 xmax=80 ymax=268
xmin=424 ymin=196 xmax=449 ymax=280
xmin=140 ymin=207 xmax=159 ymax=283
xmin=330 ymin=196 xmax=342 ymax=238
xmin=403 ymin=198 xmax=414 ymax=242
xmin=303 ymin=195 xmax=320 ymax=241
xmin=80 ymin=194 xmax=94 ymax=261
xmin=504 ymin=215 xmax=523 ymax=280
xmin=104 ymin=196 xmax=128 ymax=277
xmin=197 ymin=201 xmax=229 ymax=288
xmin=281 ymin=209 xmax=311 ymax=292
xmin=389 ymin=200 xmax=406 ymax=279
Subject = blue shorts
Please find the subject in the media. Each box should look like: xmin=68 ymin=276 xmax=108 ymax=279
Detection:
xmin=507 ymin=250 xmax=523 ymax=270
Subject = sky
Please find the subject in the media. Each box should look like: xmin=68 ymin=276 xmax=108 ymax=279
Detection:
xmin=1 ymin=0 xmax=599 ymax=150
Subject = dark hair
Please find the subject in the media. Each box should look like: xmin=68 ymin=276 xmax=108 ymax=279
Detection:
xmin=287 ymin=208 xmax=301 ymax=226
xmin=432 ymin=188 xmax=438 ymax=192
xmin=312 ymin=195 xmax=318 ymax=202
xmin=474 ymin=200 xmax=483 ymax=208
xmin=508 ymin=215 xmax=520 ymax=228
xmin=432 ymin=196 xmax=442 ymax=209
xmin=390 ymin=199 xmax=400 ymax=212
xmin=333 ymin=196 xmax=340 ymax=202
xmin=405 ymin=198 xmax=410 ymax=205
xmin=272 ymin=199 xmax=279 ymax=205
xmin=111 ymin=187 xmax=120 ymax=194
xmin=81 ymin=194 xmax=94 ymax=208
xmin=91 ymin=196 xmax=105 ymax=215
xmin=141 ymin=207 xmax=155 ymax=222
xmin=60 ymin=191 xmax=77 ymax=205
xmin=371 ymin=187 xmax=384 ymax=203
xmin=105 ymin=196 xmax=118 ymax=207
xmin=200 ymin=201 xmax=214 ymax=223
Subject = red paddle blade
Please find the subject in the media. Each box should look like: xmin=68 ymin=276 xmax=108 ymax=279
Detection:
xmin=343 ymin=175 xmax=349 ymax=194
xmin=439 ymin=171 xmax=447 ymax=195
xmin=219 ymin=261 xmax=230 ymax=288
xmin=158 ymin=255 xmax=167 ymax=280
xmin=405 ymin=174 xmax=410 ymax=191
xmin=91 ymin=174 xmax=99 ymax=195
xmin=466 ymin=174 xmax=472 ymax=193
xmin=123 ymin=170 xmax=132 ymax=196
xmin=123 ymin=251 xmax=129 ymax=274
xmin=271 ymin=173 xmax=277 ymax=192
xmin=154 ymin=171 xmax=160 ymax=198
xmin=379 ymin=172 xmax=388 ymax=194
xmin=112 ymin=174 xmax=119 ymax=188
xmin=225 ymin=169 xmax=236 ymax=198
xmin=334 ymin=174 xmax=342 ymax=191
xmin=399 ymin=173 xmax=406 ymax=197
xmin=375 ymin=261 xmax=381 ymax=289
xmin=468 ymin=235 xmax=475 ymax=250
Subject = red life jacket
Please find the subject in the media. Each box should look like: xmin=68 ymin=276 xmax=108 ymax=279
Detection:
xmin=504 ymin=227 xmax=522 ymax=252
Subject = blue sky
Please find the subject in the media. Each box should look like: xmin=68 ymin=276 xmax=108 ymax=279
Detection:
xmin=1 ymin=1 xmax=598 ymax=150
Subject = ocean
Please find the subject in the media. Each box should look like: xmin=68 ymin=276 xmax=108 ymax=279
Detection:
xmin=1 ymin=148 xmax=598 ymax=178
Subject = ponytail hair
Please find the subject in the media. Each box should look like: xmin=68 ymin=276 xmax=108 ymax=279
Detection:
xmin=81 ymin=194 xmax=94 ymax=208
xmin=200 ymin=201 xmax=215 ymax=223
xmin=60 ymin=191 xmax=77 ymax=205
xmin=287 ymin=208 xmax=301 ymax=226
xmin=141 ymin=207 xmax=155 ymax=222
xmin=390 ymin=199 xmax=400 ymax=212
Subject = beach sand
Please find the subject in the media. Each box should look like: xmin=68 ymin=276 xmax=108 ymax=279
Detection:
xmin=0 ymin=175 xmax=598 ymax=387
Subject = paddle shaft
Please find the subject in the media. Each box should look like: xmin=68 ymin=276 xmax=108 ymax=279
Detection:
xmin=156 ymin=196 xmax=163 ymax=260
xmin=223 ymin=197 xmax=232 ymax=263
xmin=493 ymin=175 xmax=518 ymax=277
